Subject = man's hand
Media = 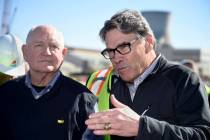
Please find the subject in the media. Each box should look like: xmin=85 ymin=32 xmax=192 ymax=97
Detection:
xmin=85 ymin=95 xmax=140 ymax=136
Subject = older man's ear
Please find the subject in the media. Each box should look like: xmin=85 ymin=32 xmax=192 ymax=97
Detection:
xmin=62 ymin=47 xmax=68 ymax=57
xmin=22 ymin=44 xmax=29 ymax=62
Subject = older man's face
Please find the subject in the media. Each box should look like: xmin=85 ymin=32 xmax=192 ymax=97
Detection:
xmin=23 ymin=26 xmax=67 ymax=73
xmin=105 ymin=29 xmax=150 ymax=82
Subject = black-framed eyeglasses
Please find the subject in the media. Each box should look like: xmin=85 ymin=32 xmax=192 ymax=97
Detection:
xmin=101 ymin=36 xmax=141 ymax=59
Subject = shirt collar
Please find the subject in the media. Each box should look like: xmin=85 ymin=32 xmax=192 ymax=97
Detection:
xmin=127 ymin=54 xmax=161 ymax=101
xmin=132 ymin=54 xmax=161 ymax=86
xmin=25 ymin=71 xmax=61 ymax=99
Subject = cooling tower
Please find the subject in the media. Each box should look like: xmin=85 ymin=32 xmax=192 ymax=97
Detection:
xmin=142 ymin=11 xmax=171 ymax=45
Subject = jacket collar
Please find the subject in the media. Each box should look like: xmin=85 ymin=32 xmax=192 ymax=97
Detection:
xmin=150 ymin=55 xmax=168 ymax=75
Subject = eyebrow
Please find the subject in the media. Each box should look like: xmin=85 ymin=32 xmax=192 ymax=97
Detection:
xmin=115 ymin=41 xmax=131 ymax=48
xmin=31 ymin=41 xmax=44 ymax=44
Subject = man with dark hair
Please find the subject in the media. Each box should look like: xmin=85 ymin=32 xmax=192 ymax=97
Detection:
xmin=86 ymin=9 xmax=210 ymax=140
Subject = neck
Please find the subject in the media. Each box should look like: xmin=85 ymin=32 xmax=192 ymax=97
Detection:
xmin=135 ymin=52 xmax=157 ymax=80
xmin=29 ymin=70 xmax=57 ymax=86
xmin=148 ymin=52 xmax=157 ymax=66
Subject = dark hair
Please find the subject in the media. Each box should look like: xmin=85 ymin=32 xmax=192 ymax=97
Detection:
xmin=99 ymin=9 xmax=155 ymax=42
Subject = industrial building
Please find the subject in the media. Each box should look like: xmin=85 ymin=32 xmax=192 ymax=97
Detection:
xmin=142 ymin=11 xmax=210 ymax=81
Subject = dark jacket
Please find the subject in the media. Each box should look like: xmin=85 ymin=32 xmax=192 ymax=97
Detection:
xmin=0 ymin=74 xmax=97 ymax=140
xmin=110 ymin=56 xmax=210 ymax=140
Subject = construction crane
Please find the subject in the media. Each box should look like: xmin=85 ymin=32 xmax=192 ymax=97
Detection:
xmin=1 ymin=0 xmax=16 ymax=35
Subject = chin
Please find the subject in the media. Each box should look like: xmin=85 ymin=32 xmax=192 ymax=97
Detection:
xmin=120 ymin=74 xmax=133 ymax=82
xmin=40 ymin=66 xmax=55 ymax=72
xmin=46 ymin=68 xmax=56 ymax=72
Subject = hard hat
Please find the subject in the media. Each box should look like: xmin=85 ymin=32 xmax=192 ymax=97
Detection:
xmin=0 ymin=34 xmax=26 ymax=77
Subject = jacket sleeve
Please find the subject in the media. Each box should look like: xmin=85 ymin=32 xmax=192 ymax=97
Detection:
xmin=68 ymin=91 xmax=98 ymax=140
xmin=135 ymin=72 xmax=210 ymax=140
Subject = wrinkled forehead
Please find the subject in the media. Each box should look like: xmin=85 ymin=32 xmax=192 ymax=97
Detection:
xmin=105 ymin=29 xmax=137 ymax=47
xmin=26 ymin=26 xmax=64 ymax=47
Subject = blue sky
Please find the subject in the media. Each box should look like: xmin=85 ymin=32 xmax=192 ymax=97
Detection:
xmin=0 ymin=0 xmax=210 ymax=50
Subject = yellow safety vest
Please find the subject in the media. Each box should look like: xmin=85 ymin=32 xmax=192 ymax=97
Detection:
xmin=205 ymin=85 xmax=210 ymax=96
xmin=86 ymin=67 xmax=113 ymax=140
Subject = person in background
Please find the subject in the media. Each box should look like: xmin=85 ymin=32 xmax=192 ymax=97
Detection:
xmin=0 ymin=25 xmax=97 ymax=140
xmin=180 ymin=59 xmax=198 ymax=72
xmin=0 ymin=34 xmax=26 ymax=85
xmin=85 ymin=9 xmax=210 ymax=140
xmin=181 ymin=59 xmax=210 ymax=106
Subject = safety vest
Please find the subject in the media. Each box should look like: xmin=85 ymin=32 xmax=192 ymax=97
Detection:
xmin=86 ymin=67 xmax=113 ymax=140
xmin=205 ymin=85 xmax=210 ymax=96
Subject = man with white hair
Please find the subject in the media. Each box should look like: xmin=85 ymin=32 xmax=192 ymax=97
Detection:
xmin=0 ymin=25 xmax=97 ymax=140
